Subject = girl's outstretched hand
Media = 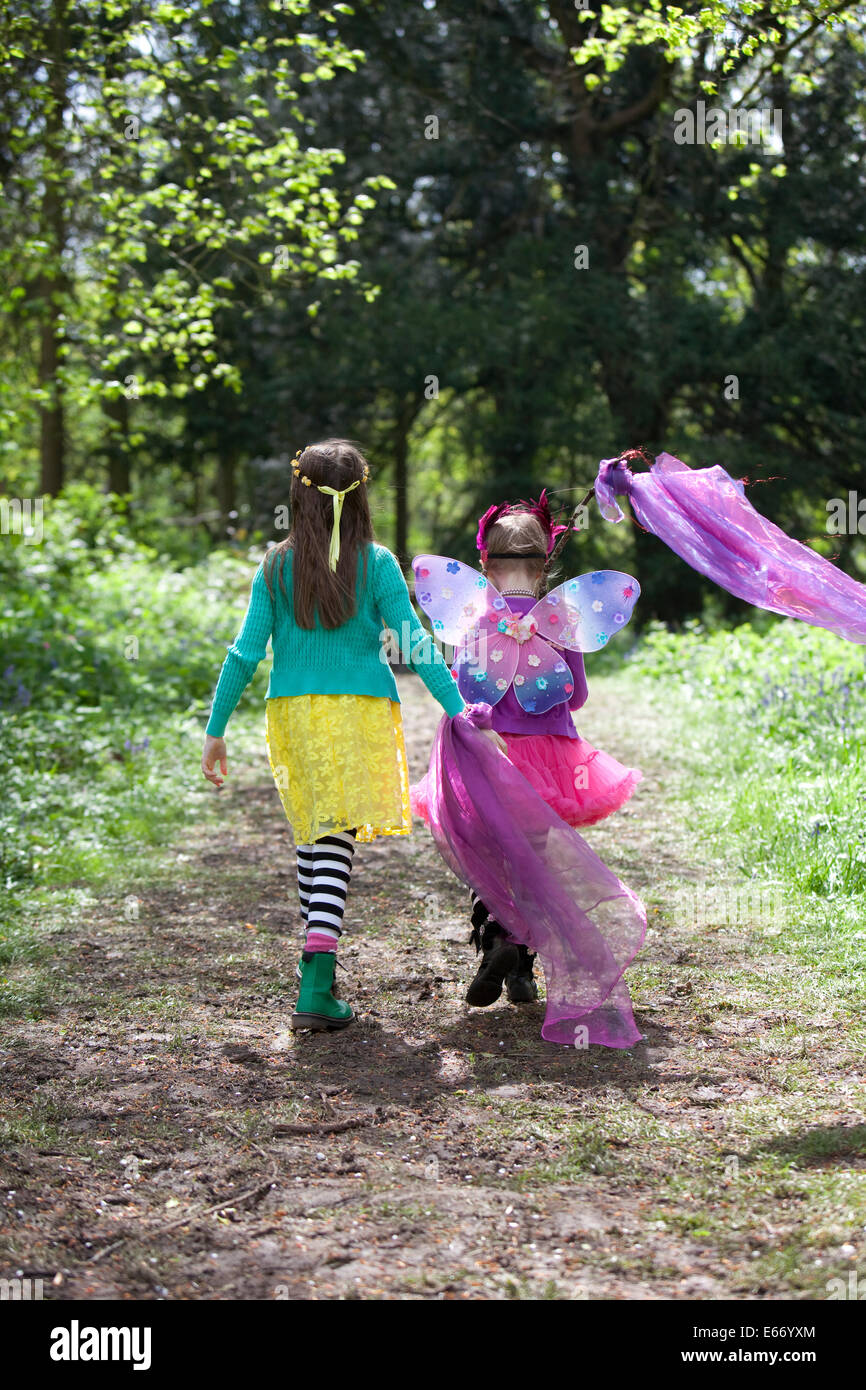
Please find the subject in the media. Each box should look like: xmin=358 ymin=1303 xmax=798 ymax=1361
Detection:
xmin=202 ymin=735 xmax=227 ymax=787
xmin=479 ymin=727 xmax=507 ymax=754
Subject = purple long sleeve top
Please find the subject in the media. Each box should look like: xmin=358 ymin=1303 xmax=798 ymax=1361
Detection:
xmin=485 ymin=594 xmax=587 ymax=738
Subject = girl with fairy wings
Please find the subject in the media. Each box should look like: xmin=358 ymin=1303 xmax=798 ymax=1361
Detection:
xmin=411 ymin=491 xmax=642 ymax=1011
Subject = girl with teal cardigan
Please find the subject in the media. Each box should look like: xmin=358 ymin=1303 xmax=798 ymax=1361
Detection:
xmin=201 ymin=439 xmax=502 ymax=1031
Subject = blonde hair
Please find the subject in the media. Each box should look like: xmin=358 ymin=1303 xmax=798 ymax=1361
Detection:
xmin=482 ymin=513 xmax=549 ymax=597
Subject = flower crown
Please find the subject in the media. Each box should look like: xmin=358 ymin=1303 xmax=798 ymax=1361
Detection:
xmin=292 ymin=446 xmax=371 ymax=487
xmin=476 ymin=488 xmax=567 ymax=557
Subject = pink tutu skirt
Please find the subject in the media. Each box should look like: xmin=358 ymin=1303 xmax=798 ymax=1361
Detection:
xmin=503 ymin=734 xmax=641 ymax=827
xmin=412 ymin=732 xmax=641 ymax=830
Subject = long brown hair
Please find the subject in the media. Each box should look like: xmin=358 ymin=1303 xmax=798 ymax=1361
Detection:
xmin=263 ymin=439 xmax=374 ymax=629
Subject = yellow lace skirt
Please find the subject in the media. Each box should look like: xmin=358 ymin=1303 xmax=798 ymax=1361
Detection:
xmin=265 ymin=694 xmax=412 ymax=844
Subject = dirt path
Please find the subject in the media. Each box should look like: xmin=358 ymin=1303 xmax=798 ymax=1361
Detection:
xmin=1 ymin=675 xmax=862 ymax=1300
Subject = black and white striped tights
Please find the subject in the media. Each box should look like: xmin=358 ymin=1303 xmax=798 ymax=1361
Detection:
xmin=296 ymin=830 xmax=357 ymax=952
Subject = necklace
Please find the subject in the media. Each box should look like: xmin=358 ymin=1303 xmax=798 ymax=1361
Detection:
xmin=501 ymin=588 xmax=537 ymax=598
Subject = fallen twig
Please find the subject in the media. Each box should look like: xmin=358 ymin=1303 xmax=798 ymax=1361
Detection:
xmin=271 ymin=1117 xmax=368 ymax=1137
xmin=224 ymin=1121 xmax=271 ymax=1159
xmin=88 ymin=1179 xmax=277 ymax=1264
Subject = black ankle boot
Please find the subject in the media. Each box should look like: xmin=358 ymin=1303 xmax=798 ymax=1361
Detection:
xmin=466 ymin=915 xmax=519 ymax=1007
xmin=506 ymin=944 xmax=538 ymax=1004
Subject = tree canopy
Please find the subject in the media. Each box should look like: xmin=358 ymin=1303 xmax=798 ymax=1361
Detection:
xmin=1 ymin=0 xmax=864 ymax=617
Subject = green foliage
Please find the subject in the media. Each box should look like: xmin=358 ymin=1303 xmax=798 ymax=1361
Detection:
xmin=567 ymin=1 xmax=860 ymax=81
xmin=0 ymin=485 xmax=266 ymax=896
xmin=235 ymin=0 xmax=866 ymax=596
xmin=3 ymin=0 xmax=866 ymax=611
xmin=0 ymin=0 xmax=392 ymax=464
xmin=630 ymin=617 xmax=866 ymax=912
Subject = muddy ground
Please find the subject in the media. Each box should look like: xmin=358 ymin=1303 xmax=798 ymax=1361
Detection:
xmin=1 ymin=675 xmax=863 ymax=1300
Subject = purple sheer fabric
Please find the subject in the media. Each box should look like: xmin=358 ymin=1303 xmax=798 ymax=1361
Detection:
xmin=597 ymin=453 xmax=866 ymax=643
xmin=418 ymin=703 xmax=646 ymax=1048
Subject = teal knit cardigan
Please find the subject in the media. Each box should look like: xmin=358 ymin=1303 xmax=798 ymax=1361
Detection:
xmin=205 ymin=542 xmax=465 ymax=737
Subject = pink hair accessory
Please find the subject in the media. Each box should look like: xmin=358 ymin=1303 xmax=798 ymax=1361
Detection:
xmin=476 ymin=502 xmax=510 ymax=552
xmin=519 ymin=488 xmax=568 ymax=555
xmin=475 ymin=488 xmax=568 ymax=555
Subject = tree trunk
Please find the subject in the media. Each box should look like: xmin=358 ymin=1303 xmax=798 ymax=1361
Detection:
xmin=39 ymin=309 xmax=64 ymax=496
xmin=216 ymin=448 xmax=238 ymax=533
xmin=103 ymin=392 xmax=131 ymax=497
xmin=393 ymin=395 xmax=421 ymax=569
xmin=38 ymin=0 xmax=68 ymax=497
xmin=491 ymin=384 xmax=541 ymax=499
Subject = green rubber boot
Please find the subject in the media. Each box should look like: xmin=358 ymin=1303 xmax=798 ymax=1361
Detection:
xmin=291 ymin=951 xmax=354 ymax=1031
xmin=294 ymin=955 xmax=342 ymax=997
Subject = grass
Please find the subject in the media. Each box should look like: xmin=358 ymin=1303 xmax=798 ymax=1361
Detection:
xmin=625 ymin=617 xmax=866 ymax=953
xmin=3 ymin=512 xmax=865 ymax=1298
xmin=454 ymin=621 xmax=866 ymax=1295
xmin=1 ymin=485 xmax=271 ymax=1021
xmin=0 ymin=706 xmax=268 ymax=1021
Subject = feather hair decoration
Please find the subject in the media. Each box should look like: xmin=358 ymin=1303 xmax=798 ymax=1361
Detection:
xmin=475 ymin=501 xmax=512 ymax=552
xmin=517 ymin=489 xmax=569 ymax=554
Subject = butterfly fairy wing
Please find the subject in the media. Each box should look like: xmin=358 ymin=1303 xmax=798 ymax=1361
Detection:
xmin=411 ymin=555 xmax=504 ymax=646
xmin=453 ymin=629 xmax=519 ymax=706
xmin=531 ymin=571 xmax=641 ymax=652
xmin=512 ymin=636 xmax=576 ymax=714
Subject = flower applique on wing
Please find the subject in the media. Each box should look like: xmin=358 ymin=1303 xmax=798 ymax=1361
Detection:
xmin=411 ymin=555 xmax=631 ymax=711
xmin=453 ymin=627 xmax=519 ymax=705
xmin=531 ymin=571 xmax=641 ymax=652
xmin=412 ymin=554 xmax=503 ymax=646
xmin=512 ymin=635 xmax=576 ymax=714
xmin=461 ymin=608 xmax=571 ymax=711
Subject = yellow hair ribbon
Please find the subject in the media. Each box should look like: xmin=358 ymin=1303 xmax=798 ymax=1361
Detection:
xmin=317 ymin=479 xmax=361 ymax=572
